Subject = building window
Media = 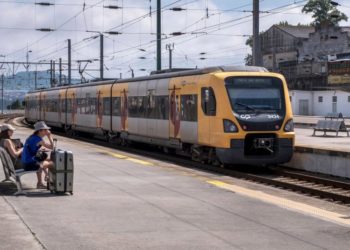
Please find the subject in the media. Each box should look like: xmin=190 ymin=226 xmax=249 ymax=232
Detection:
xmin=332 ymin=96 xmax=337 ymax=103
xmin=318 ymin=96 xmax=323 ymax=102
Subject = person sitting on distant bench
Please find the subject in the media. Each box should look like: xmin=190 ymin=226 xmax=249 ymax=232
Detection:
xmin=0 ymin=124 xmax=23 ymax=169
xmin=21 ymin=121 xmax=54 ymax=189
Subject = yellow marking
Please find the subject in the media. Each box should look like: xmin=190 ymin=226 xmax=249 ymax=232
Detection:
xmin=106 ymin=152 xmax=128 ymax=159
xmin=207 ymin=180 xmax=350 ymax=227
xmin=127 ymin=158 xmax=153 ymax=166
xmin=103 ymin=151 xmax=153 ymax=166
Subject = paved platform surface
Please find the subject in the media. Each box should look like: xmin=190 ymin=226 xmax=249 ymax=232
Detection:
xmin=1 ymin=123 xmax=350 ymax=249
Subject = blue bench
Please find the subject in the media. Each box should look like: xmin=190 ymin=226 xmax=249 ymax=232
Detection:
xmin=313 ymin=120 xmax=349 ymax=137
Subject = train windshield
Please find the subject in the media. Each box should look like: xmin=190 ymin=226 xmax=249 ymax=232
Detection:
xmin=225 ymin=77 xmax=285 ymax=114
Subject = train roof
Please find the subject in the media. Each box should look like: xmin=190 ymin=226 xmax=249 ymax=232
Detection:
xmin=28 ymin=66 xmax=268 ymax=93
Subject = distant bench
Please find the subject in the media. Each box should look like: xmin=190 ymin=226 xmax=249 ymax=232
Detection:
xmin=313 ymin=120 xmax=349 ymax=137
xmin=0 ymin=147 xmax=37 ymax=195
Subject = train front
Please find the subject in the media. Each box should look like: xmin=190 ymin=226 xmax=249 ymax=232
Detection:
xmin=215 ymin=73 xmax=294 ymax=165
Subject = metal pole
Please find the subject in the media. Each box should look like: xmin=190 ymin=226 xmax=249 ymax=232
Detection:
xmin=59 ymin=58 xmax=62 ymax=85
xmin=166 ymin=43 xmax=174 ymax=69
xmin=34 ymin=70 xmax=37 ymax=90
xmin=272 ymin=27 xmax=276 ymax=71
xmin=156 ymin=0 xmax=161 ymax=71
xmin=1 ymin=74 xmax=3 ymax=114
xmin=68 ymin=39 xmax=71 ymax=85
xmin=50 ymin=60 xmax=53 ymax=87
xmin=52 ymin=60 xmax=56 ymax=87
xmin=100 ymin=34 xmax=104 ymax=80
xmin=253 ymin=0 xmax=262 ymax=66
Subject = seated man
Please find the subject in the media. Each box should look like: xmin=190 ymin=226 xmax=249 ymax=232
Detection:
xmin=21 ymin=121 xmax=54 ymax=189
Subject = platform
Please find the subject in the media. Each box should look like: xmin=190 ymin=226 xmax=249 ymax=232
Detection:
xmin=1 ymin=124 xmax=350 ymax=249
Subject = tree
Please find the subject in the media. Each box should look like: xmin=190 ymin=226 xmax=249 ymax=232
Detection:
xmin=7 ymin=99 xmax=23 ymax=110
xmin=302 ymin=0 xmax=348 ymax=26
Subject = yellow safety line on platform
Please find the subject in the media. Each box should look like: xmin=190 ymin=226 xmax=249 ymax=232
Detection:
xmin=104 ymin=151 xmax=154 ymax=166
xmin=207 ymin=180 xmax=350 ymax=227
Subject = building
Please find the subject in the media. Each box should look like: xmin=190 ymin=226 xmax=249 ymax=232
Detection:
xmin=290 ymin=90 xmax=350 ymax=116
xmin=260 ymin=24 xmax=350 ymax=90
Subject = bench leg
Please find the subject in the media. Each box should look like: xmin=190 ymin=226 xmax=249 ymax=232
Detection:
xmin=14 ymin=176 xmax=26 ymax=196
xmin=312 ymin=130 xmax=316 ymax=136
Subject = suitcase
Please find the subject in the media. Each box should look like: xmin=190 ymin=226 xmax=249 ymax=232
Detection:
xmin=48 ymin=147 xmax=74 ymax=195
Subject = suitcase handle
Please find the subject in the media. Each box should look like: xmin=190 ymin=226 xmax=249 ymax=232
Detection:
xmin=53 ymin=138 xmax=57 ymax=151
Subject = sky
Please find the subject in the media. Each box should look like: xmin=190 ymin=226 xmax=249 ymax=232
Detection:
xmin=1 ymin=0 xmax=350 ymax=80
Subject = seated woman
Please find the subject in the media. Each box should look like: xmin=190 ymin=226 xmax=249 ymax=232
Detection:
xmin=0 ymin=124 xmax=23 ymax=169
xmin=21 ymin=121 xmax=54 ymax=189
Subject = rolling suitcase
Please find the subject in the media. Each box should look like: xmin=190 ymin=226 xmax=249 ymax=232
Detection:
xmin=48 ymin=139 xmax=74 ymax=194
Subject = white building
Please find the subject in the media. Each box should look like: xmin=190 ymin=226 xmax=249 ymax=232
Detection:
xmin=290 ymin=90 xmax=350 ymax=116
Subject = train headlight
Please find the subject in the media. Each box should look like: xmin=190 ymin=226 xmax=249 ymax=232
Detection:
xmin=223 ymin=119 xmax=238 ymax=133
xmin=284 ymin=119 xmax=294 ymax=132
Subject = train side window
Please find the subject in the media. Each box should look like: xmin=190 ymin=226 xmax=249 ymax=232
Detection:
xmin=156 ymin=95 xmax=169 ymax=120
xmin=147 ymin=91 xmax=156 ymax=119
xmin=61 ymin=99 xmax=66 ymax=112
xmin=201 ymin=87 xmax=216 ymax=116
xmin=112 ymin=97 xmax=120 ymax=116
xmin=138 ymin=96 xmax=147 ymax=118
xmin=181 ymin=94 xmax=198 ymax=122
xmin=90 ymin=98 xmax=97 ymax=114
xmin=67 ymin=99 xmax=72 ymax=113
xmin=103 ymin=98 xmax=110 ymax=115
xmin=128 ymin=96 xmax=138 ymax=117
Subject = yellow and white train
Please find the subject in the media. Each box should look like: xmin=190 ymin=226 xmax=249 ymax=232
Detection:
xmin=25 ymin=66 xmax=294 ymax=165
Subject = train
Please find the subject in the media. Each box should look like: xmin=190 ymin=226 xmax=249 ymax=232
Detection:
xmin=24 ymin=66 xmax=295 ymax=165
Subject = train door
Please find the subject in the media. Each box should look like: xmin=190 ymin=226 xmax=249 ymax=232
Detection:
xmin=169 ymin=85 xmax=181 ymax=139
xmin=97 ymin=90 xmax=103 ymax=128
xmin=60 ymin=88 xmax=68 ymax=126
xmin=155 ymin=79 xmax=170 ymax=139
xmin=58 ymin=92 xmax=62 ymax=122
xmin=199 ymin=85 xmax=217 ymax=145
xmin=120 ymin=88 xmax=128 ymax=132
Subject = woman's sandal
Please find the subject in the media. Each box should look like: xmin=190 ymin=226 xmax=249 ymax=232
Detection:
xmin=36 ymin=183 xmax=47 ymax=189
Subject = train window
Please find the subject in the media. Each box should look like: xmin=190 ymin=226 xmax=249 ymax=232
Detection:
xmin=79 ymin=98 xmax=86 ymax=114
xmin=67 ymin=99 xmax=72 ymax=113
xmin=61 ymin=99 xmax=66 ymax=112
xmin=201 ymin=87 xmax=216 ymax=116
xmin=181 ymin=95 xmax=198 ymax=122
xmin=103 ymin=98 xmax=110 ymax=115
xmin=112 ymin=97 xmax=120 ymax=116
xmin=128 ymin=96 xmax=138 ymax=117
xmin=138 ymin=96 xmax=147 ymax=118
xmin=348 ymin=96 xmax=350 ymax=102
xmin=332 ymin=96 xmax=337 ymax=103
xmin=90 ymin=98 xmax=97 ymax=114
xmin=318 ymin=96 xmax=323 ymax=103
xmin=147 ymin=91 xmax=156 ymax=119
xmin=156 ymin=96 xmax=169 ymax=120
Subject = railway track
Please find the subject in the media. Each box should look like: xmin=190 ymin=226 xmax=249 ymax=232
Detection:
xmin=0 ymin=113 xmax=24 ymax=123
xmin=13 ymin=116 xmax=350 ymax=205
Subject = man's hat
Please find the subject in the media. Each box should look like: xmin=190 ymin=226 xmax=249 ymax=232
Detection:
xmin=34 ymin=121 xmax=51 ymax=132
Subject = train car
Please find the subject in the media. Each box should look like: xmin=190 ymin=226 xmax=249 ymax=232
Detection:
xmin=24 ymin=66 xmax=294 ymax=165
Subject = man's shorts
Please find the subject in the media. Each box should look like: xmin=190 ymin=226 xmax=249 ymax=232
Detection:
xmin=23 ymin=161 xmax=41 ymax=171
